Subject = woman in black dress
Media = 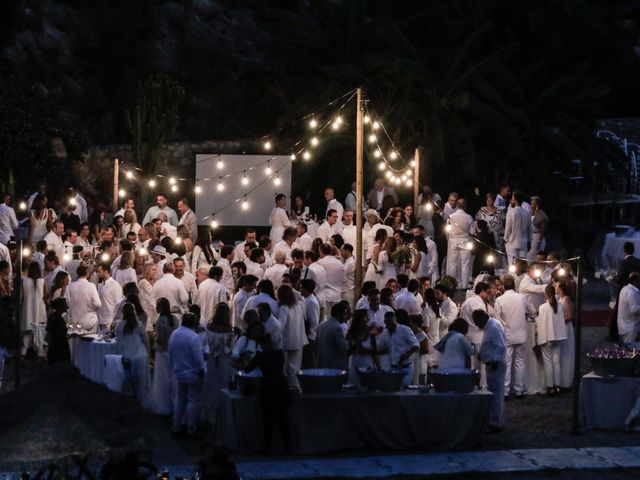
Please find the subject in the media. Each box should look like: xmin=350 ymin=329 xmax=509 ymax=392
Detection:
xmin=46 ymin=297 xmax=71 ymax=365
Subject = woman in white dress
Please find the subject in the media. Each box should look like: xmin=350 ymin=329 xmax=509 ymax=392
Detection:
xmin=277 ymin=284 xmax=307 ymax=389
xmin=138 ymin=263 xmax=158 ymax=332
xmin=536 ymin=284 xmax=567 ymax=395
xmin=77 ymin=223 xmax=94 ymax=255
xmin=557 ymin=280 xmax=575 ymax=389
xmin=346 ymin=309 xmax=375 ymax=384
xmin=121 ymin=210 xmax=141 ymax=238
xmin=202 ymin=303 xmax=236 ymax=423
xmin=21 ymin=262 xmax=48 ymax=357
xmin=422 ymin=288 xmax=441 ymax=369
xmin=113 ymin=251 xmax=138 ymax=287
xmin=269 ymin=193 xmax=291 ymax=247
xmin=115 ymin=302 xmax=151 ymax=409
xmin=191 ymin=230 xmax=218 ymax=273
xmin=29 ymin=194 xmax=56 ymax=244
xmin=364 ymin=229 xmax=388 ymax=284
xmin=49 ymin=271 xmax=70 ymax=303
xmin=376 ymin=237 xmax=398 ymax=290
xmin=151 ymin=298 xmax=177 ymax=415
xmin=289 ymin=194 xmax=310 ymax=221
xmin=410 ymin=236 xmax=431 ymax=280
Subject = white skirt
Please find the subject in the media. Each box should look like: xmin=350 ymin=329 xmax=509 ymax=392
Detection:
xmin=151 ymin=351 xmax=175 ymax=415
xmin=560 ymin=322 xmax=575 ymax=388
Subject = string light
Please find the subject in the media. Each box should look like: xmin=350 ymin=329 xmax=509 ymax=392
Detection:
xmin=169 ymin=177 xmax=176 ymax=185
xmin=309 ymin=118 xmax=318 ymax=129
xmin=265 ymin=162 xmax=273 ymax=175
xmin=22 ymin=247 xmax=31 ymax=256
xmin=406 ymin=169 xmax=412 ymax=177
xmin=217 ymin=158 xmax=224 ymax=170
xmin=410 ymin=160 xmax=416 ymax=167
xmin=425 ymin=203 xmax=433 ymax=212
xmin=290 ymin=153 xmax=296 ymax=161
xmin=466 ymin=241 xmax=474 ymax=251
xmin=274 ymin=174 xmax=282 ymax=186
xmin=558 ymin=268 xmax=567 ymax=277
xmin=390 ymin=151 xmax=398 ymax=160
xmin=303 ymin=151 xmax=311 ymax=160
xmin=405 ymin=179 xmax=412 ymax=187
xmin=101 ymin=253 xmax=110 ymax=262
xmin=241 ymin=196 xmax=249 ymax=210
xmin=217 ymin=178 xmax=225 ymax=191
xmin=148 ymin=179 xmax=156 ymax=188
xmin=394 ymin=177 xmax=401 ymax=185
xmin=364 ymin=115 xmax=370 ymax=124
xmin=118 ymin=189 xmax=126 ymax=198
xmin=126 ymin=171 xmax=134 ymax=179
xmin=378 ymin=161 xmax=386 ymax=171
xmin=372 ymin=121 xmax=380 ymax=130
xmin=174 ymin=237 xmax=182 ymax=245
xmin=534 ymin=269 xmax=541 ymax=278
xmin=241 ymin=171 xmax=249 ymax=186
xmin=509 ymin=264 xmax=517 ymax=273
xmin=401 ymin=175 xmax=407 ymax=182
xmin=374 ymin=149 xmax=382 ymax=158
xmin=69 ymin=198 xmax=77 ymax=206
xmin=264 ymin=140 xmax=272 ymax=151
xmin=486 ymin=254 xmax=495 ymax=263
xmin=335 ymin=115 xmax=343 ymax=125
xmin=63 ymin=253 xmax=71 ymax=262
xmin=445 ymin=224 xmax=452 ymax=233
xmin=331 ymin=120 xmax=340 ymax=131
xmin=139 ymin=248 xmax=148 ymax=256
xmin=310 ymin=137 xmax=319 ymax=147
xmin=195 ymin=185 xmax=202 ymax=194
xmin=171 ymin=185 xmax=178 ymax=193
xmin=18 ymin=201 xmax=27 ymax=211
xmin=368 ymin=134 xmax=377 ymax=144
xmin=211 ymin=219 xmax=218 ymax=229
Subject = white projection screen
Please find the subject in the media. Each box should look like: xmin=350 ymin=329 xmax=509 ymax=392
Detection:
xmin=195 ymin=154 xmax=292 ymax=227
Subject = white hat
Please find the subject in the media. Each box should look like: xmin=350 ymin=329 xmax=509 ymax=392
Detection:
xmin=152 ymin=245 xmax=167 ymax=257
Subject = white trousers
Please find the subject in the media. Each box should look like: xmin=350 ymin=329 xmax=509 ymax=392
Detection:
xmin=471 ymin=343 xmax=487 ymax=388
xmin=541 ymin=341 xmax=561 ymax=388
xmin=505 ymin=246 xmax=527 ymax=266
xmin=446 ymin=237 xmax=472 ymax=289
xmin=527 ymin=233 xmax=545 ymax=260
xmin=284 ymin=349 xmax=303 ymax=388
xmin=486 ymin=361 xmax=506 ymax=428
xmin=505 ymin=343 xmax=525 ymax=394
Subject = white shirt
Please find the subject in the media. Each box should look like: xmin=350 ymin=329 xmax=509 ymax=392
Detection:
xmin=245 ymin=260 xmax=264 ymax=280
xmin=366 ymin=224 xmax=393 ymax=260
xmin=439 ymin=297 xmax=458 ymax=335
xmin=342 ymin=257 xmax=355 ymax=298
xmin=177 ymin=271 xmax=198 ymax=304
xmin=494 ymin=289 xmax=536 ymax=344
xmin=44 ymin=231 xmax=65 ymax=259
xmin=459 ymin=294 xmax=488 ymax=344
xmin=447 ymin=209 xmax=473 ymax=237
xmin=393 ymin=288 xmax=421 ymax=315
xmin=317 ymin=255 xmax=345 ymax=303
xmin=377 ymin=324 xmax=419 ymax=366
xmin=316 ymin=222 xmax=338 ymax=243
xmin=442 ymin=202 xmax=456 ymax=220
xmin=0 ymin=203 xmax=18 ymax=244
xmin=302 ymin=263 xmax=327 ymax=306
xmin=263 ymin=263 xmax=288 ymax=288
xmin=273 ymin=240 xmax=300 ymax=264
xmin=197 ymin=278 xmax=229 ymax=326
xmin=518 ymin=275 xmax=546 ymax=310
xmin=366 ymin=304 xmax=394 ymax=328
xmin=67 ymin=278 xmax=102 ymax=330
xmin=618 ymin=284 xmax=640 ymax=336
xmin=112 ymin=268 xmax=138 ymax=288
xmin=264 ymin=315 xmax=283 ymax=350
xmin=97 ymin=278 xmax=123 ymax=327
xmin=232 ymin=289 xmax=255 ymax=331
xmin=425 ymin=237 xmax=439 ymax=281
xmin=243 ymin=292 xmax=279 ymax=319
xmin=326 ymin=198 xmax=344 ymax=222
xmin=297 ymin=233 xmax=313 ymax=252
xmin=340 ymin=224 xmax=357 ymax=250
xmin=217 ymin=257 xmax=235 ymax=292
xmin=142 ymin=205 xmax=179 ymax=226
xmin=279 ymin=302 xmax=308 ymax=350
xmin=504 ymin=206 xmax=531 ymax=250
xmin=478 ymin=317 xmax=507 ymax=363
xmin=233 ymin=241 xmax=248 ymax=262
xmin=151 ymin=273 xmax=189 ymax=314
xmin=304 ymin=294 xmax=320 ymax=341
xmin=495 ymin=194 xmax=508 ymax=210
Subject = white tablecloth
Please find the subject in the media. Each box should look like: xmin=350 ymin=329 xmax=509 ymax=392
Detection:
xmin=600 ymin=232 xmax=640 ymax=271
xmin=306 ymin=220 xmax=319 ymax=239
xmin=581 ymin=372 xmax=640 ymax=430
xmin=71 ymin=338 xmax=120 ymax=384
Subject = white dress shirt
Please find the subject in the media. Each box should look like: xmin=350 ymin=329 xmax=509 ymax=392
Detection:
xmin=504 ymin=206 xmax=531 ymax=250
xmin=393 ymin=289 xmax=421 ymax=315
xmin=518 ymin=275 xmax=546 ymax=310
xmin=233 ymin=241 xmax=248 ymax=262
xmin=67 ymin=278 xmax=102 ymax=331
xmin=618 ymin=284 xmax=640 ymax=336
xmin=151 ymin=273 xmax=189 ymax=314
xmin=98 ymin=278 xmax=123 ymax=328
xmin=44 ymin=231 xmax=65 ymax=259
xmin=245 ymin=260 xmax=264 ymax=280
xmin=448 ymin=209 xmax=473 ymax=238
xmin=232 ymin=289 xmax=255 ymax=331
xmin=326 ymin=199 xmax=344 ymax=223
xmin=297 ymin=233 xmax=313 ymax=252
xmin=478 ymin=317 xmax=507 ymax=363
xmin=216 ymin=257 xmax=235 ymax=292
xmin=279 ymin=302 xmax=308 ymax=350
xmin=112 ymin=268 xmax=138 ymax=288
xmin=459 ymin=294 xmax=488 ymax=344
xmin=304 ymin=294 xmax=320 ymax=341
xmin=316 ymin=222 xmax=338 ymax=243
xmin=0 ymin=203 xmax=18 ymax=244
xmin=177 ymin=271 xmax=198 ymax=303
xmin=197 ymin=278 xmax=229 ymax=325
xmin=317 ymin=255 xmax=345 ymax=304
xmin=340 ymin=224 xmax=357 ymax=250
xmin=377 ymin=324 xmax=420 ymax=366
xmin=342 ymin=257 xmax=356 ymax=300
xmin=439 ymin=297 xmax=458 ymax=335
xmin=494 ymin=289 xmax=536 ymax=345
xmin=302 ymin=263 xmax=327 ymax=307
xmin=366 ymin=304 xmax=394 ymax=328
xmin=263 ymin=263 xmax=288 ymax=289
xmin=142 ymin=205 xmax=179 ymax=226
xmin=273 ymin=240 xmax=300 ymax=264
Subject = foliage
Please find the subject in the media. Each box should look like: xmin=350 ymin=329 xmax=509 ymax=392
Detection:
xmin=437 ymin=275 xmax=458 ymax=294
xmin=391 ymin=246 xmax=413 ymax=267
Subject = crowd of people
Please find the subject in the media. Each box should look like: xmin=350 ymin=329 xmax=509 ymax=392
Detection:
xmin=0 ymin=176 xmax=581 ymax=437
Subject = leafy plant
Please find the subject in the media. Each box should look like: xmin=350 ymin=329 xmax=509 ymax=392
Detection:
xmin=391 ymin=246 xmax=412 ymax=268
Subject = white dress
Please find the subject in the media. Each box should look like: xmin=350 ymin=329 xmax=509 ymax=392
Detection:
xmin=113 ymin=268 xmax=138 ymax=287
xmin=560 ymin=321 xmax=575 ymax=388
xmin=202 ymin=330 xmax=235 ymax=423
xmin=21 ymin=277 xmax=47 ymax=356
xmin=269 ymin=207 xmax=291 ymax=246
xmin=415 ymin=251 xmax=430 ymax=279
xmin=115 ymin=320 xmax=151 ymax=409
xmin=30 ymin=209 xmax=56 ymax=243
xmin=348 ymin=336 xmax=375 ymax=384
xmin=138 ymin=279 xmax=158 ymax=332
xmin=375 ymin=250 xmax=397 ymax=290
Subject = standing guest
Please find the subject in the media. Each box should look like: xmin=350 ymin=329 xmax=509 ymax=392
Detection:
xmin=364 ymin=228 xmax=388 ymax=284
xmin=191 ymin=230 xmax=217 ymax=273
xmin=68 ymin=187 xmax=88 ymax=224
xmin=44 ymin=220 xmax=66 ymax=260
xmin=316 ymin=301 xmax=351 ymax=370
xmin=340 ymin=244 xmax=356 ymax=305
xmin=77 ymin=223 xmax=94 ymax=251
xmin=616 ymin=272 xmax=640 ymax=344
xmin=152 ymin=298 xmax=177 ymax=415
xmin=556 ymin=280 xmax=575 ymax=388
xmin=474 ymin=193 xmax=505 ymax=260
xmin=113 ymin=251 xmax=138 ymax=287
xmin=177 ymin=199 xmax=198 ymax=243
xmin=375 ymin=311 xmax=420 ymax=385
xmin=242 ymin=279 xmax=279 ymax=318
xmin=412 ymin=226 xmax=439 ymax=282
xmin=324 ymin=188 xmax=344 ymax=224
xmin=459 ymin=282 xmax=491 ymax=374
xmin=121 ymin=210 xmax=141 ymax=238
xmin=386 ymin=208 xmax=404 ymax=232
xmin=21 ymin=261 xmax=48 ymax=357
xmin=317 ymin=209 xmax=340 ymax=243
xmin=139 ymin=264 xmax=158 ymax=332
xmin=46 ymin=298 xmax=71 ymax=365
xmin=231 ymin=275 xmax=258 ymax=332
xmin=196 ymin=266 xmax=229 ymax=325
xmin=365 ymin=288 xmax=394 ymax=329
xmin=441 ymin=192 xmax=459 ymax=221
xmin=402 ymin=205 xmax=417 ymax=230
xmin=289 ymin=194 xmax=310 ymax=221
xmin=494 ymin=275 xmax=536 ymax=398
xmin=434 ymin=284 xmax=457 ymax=337
xmin=257 ymin=303 xmax=283 ymax=351
xmin=295 ymin=223 xmax=314 ymax=252
xmin=269 ymin=193 xmax=292 ymax=247
xmin=278 ymin=284 xmax=308 ymax=389
xmin=115 ymin=303 xmax=151 ymax=408
xmin=446 ymin=198 xmax=473 ymax=289
xmin=346 ymin=309 xmax=376 ymax=383
xmin=344 ymin=181 xmax=367 ymax=214
xmin=272 ymin=227 xmax=300 ymax=265
xmin=151 ymin=245 xmax=168 ymax=281
xmin=202 ymin=303 xmax=236 ymax=424
xmin=473 ymin=309 xmax=507 ymax=431
xmin=169 ymin=312 xmax=205 ymax=436
xmin=302 ymin=251 xmax=327 ymax=318
xmin=300 ymin=279 xmax=319 ymax=368
xmin=264 ymin=251 xmax=288 ymax=288
xmin=615 ymin=242 xmax=640 ymax=287
xmin=174 ymin=257 xmax=197 ymax=304
xmin=114 ymin=197 xmax=136 ymax=219
xmin=318 ymin=243 xmax=345 ymax=314
xmin=49 ymin=271 xmax=70 ymax=302
xmin=143 ymin=193 xmax=178 ymax=226
xmin=232 ymin=319 xmax=263 ymax=370
xmin=536 ymin=283 xmax=567 ymax=395
xmin=43 ymin=253 xmax=64 ymax=291
xmin=88 ymin=210 xmax=107 ymax=242
xmin=528 ymin=197 xmax=549 ymax=260
xmin=367 ymin=178 xmax=398 ymax=213
xmin=375 ymin=237 xmax=398 ymax=290
xmin=434 ymin=318 xmax=476 ymax=369
xmin=176 ymin=225 xmax=194 ymax=254
xmin=380 ymin=287 xmax=394 ymax=309
xmin=246 ymin=248 xmax=265 ymax=280
xmin=0 ymin=193 xmax=18 ymax=245
xmin=410 ymin=236 xmax=430 ymax=280
xmin=504 ymin=192 xmax=530 ymax=265
xmin=233 ymin=228 xmax=257 ymax=263
xmin=151 ymin=263 xmax=189 ymax=315
xmin=495 ymin=184 xmax=510 ymax=210
xmin=29 ymin=194 xmax=56 ymax=244
xmin=423 ymin=288 xmax=441 ymax=369
xmin=67 ymin=265 xmax=102 ymax=332
xmin=96 ymin=263 xmax=124 ymax=333
xmin=340 ymin=210 xmax=357 ymax=252
xmin=393 ymin=277 xmax=421 ymax=315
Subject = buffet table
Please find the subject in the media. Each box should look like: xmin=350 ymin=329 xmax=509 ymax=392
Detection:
xmin=215 ymin=388 xmax=492 ymax=454
xmin=71 ymin=337 xmax=119 ymax=385
xmin=581 ymin=372 xmax=640 ymax=430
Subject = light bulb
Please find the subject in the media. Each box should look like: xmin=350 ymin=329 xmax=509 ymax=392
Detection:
xmin=126 ymin=171 xmax=134 ymax=179
xmin=241 ymin=197 xmax=249 ymax=210
xmin=385 ymin=171 xmax=393 ymax=178
xmin=372 ymin=121 xmax=380 ymax=130
xmin=390 ymin=151 xmax=398 ymax=160
xmin=265 ymin=163 xmax=273 ymax=175
xmin=195 ymin=185 xmax=202 ymax=194
xmin=401 ymin=175 xmax=407 ymax=182
xmin=274 ymin=175 xmax=281 ymax=186
xmin=310 ymin=137 xmax=319 ymax=147
xmin=101 ymin=253 xmax=110 ymax=262
xmin=303 ymin=151 xmax=311 ymax=160
xmin=148 ymin=179 xmax=156 ymax=188
xmin=486 ymin=254 xmax=495 ymax=263
xmin=394 ymin=177 xmax=401 ymax=185
xmin=374 ymin=150 xmax=382 ymax=158
xmin=69 ymin=197 xmax=77 ymax=206
xmin=241 ymin=173 xmax=249 ymax=186
xmin=509 ymin=264 xmax=517 ymax=273
xmin=406 ymin=169 xmax=412 ymax=177
xmin=171 ymin=185 xmax=178 ymax=193
xmin=217 ymin=158 xmax=224 ymax=170
xmin=405 ymin=179 xmax=412 ymax=187
xmin=217 ymin=180 xmax=225 ymax=192
xmin=410 ymin=160 xmax=416 ymax=167
xmin=264 ymin=141 xmax=272 ymax=151
xmin=139 ymin=248 xmax=148 ymax=256
xmin=174 ymin=237 xmax=182 ymax=245
xmin=425 ymin=203 xmax=433 ymax=212
xmin=290 ymin=153 xmax=296 ymax=160
xmin=466 ymin=241 xmax=474 ymax=251
xmin=534 ymin=269 xmax=541 ymax=278
xmin=18 ymin=201 xmax=27 ymax=211
xmin=368 ymin=134 xmax=376 ymax=144
xmin=331 ymin=121 xmax=340 ymax=131
xmin=169 ymin=177 xmax=176 ymax=185
xmin=364 ymin=115 xmax=371 ymax=124
xmin=390 ymin=175 xmax=396 ymax=183
xmin=378 ymin=161 xmax=386 ymax=171
xmin=63 ymin=253 xmax=71 ymax=262
xmin=309 ymin=118 xmax=318 ymax=129
xmin=558 ymin=268 xmax=566 ymax=277
xmin=118 ymin=189 xmax=126 ymax=198
xmin=335 ymin=115 xmax=343 ymax=125
xmin=22 ymin=247 xmax=31 ymax=257
xmin=445 ymin=224 xmax=452 ymax=233
xmin=211 ymin=219 xmax=218 ymax=229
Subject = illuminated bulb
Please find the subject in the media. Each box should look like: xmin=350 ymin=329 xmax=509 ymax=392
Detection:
xmin=405 ymin=179 xmax=412 ymax=187
xmin=378 ymin=161 xmax=386 ymax=171
xmin=241 ymin=197 xmax=249 ymax=210
xmin=22 ymin=247 xmax=31 ymax=257
xmin=406 ymin=169 xmax=412 ymax=177
xmin=101 ymin=253 xmax=110 ymax=262
xmin=394 ymin=177 xmax=401 ymax=185
xmin=425 ymin=203 xmax=433 ymax=212
xmin=390 ymin=151 xmax=398 ymax=160
xmin=290 ymin=153 xmax=296 ymax=161
xmin=69 ymin=198 xmax=77 ymax=206
xmin=335 ymin=115 xmax=343 ymax=125
xmin=171 ymin=185 xmax=178 ymax=193
xmin=309 ymin=118 xmax=318 ymax=129
xmin=118 ymin=189 xmax=126 ymax=198
xmin=211 ymin=219 xmax=218 ymax=229
xmin=466 ymin=241 xmax=474 ymax=251
xmin=558 ymin=268 xmax=566 ymax=277
xmin=486 ymin=254 xmax=495 ymax=263
xmin=63 ymin=253 xmax=71 ymax=262
xmin=410 ymin=160 xmax=416 ymax=167
xmin=274 ymin=175 xmax=282 ymax=186
xmin=139 ymin=248 xmax=148 ymax=256
xmin=303 ymin=151 xmax=311 ymax=160
xmin=18 ymin=201 xmax=27 ymax=211
xmin=310 ymin=137 xmax=319 ymax=147
xmin=241 ymin=173 xmax=249 ymax=186
xmin=401 ymin=175 xmax=407 ymax=182
xmin=331 ymin=121 xmax=340 ymax=131
xmin=509 ymin=264 xmax=517 ymax=273
xmin=364 ymin=115 xmax=371 ymax=124
xmin=264 ymin=140 xmax=272 ymax=151
xmin=174 ymin=237 xmax=182 ymax=245
xmin=217 ymin=158 xmax=224 ymax=170
xmin=148 ymin=179 xmax=157 ymax=188
xmin=534 ymin=269 xmax=541 ymax=278
xmin=368 ymin=134 xmax=377 ymax=144
xmin=390 ymin=175 xmax=396 ymax=183
xmin=372 ymin=121 xmax=380 ymax=130
xmin=445 ymin=224 xmax=452 ymax=233
xmin=217 ymin=180 xmax=225 ymax=192
xmin=195 ymin=185 xmax=202 ymax=194
xmin=374 ymin=149 xmax=382 ymax=158
xmin=265 ymin=163 xmax=273 ymax=175
xmin=169 ymin=177 xmax=176 ymax=185
xmin=385 ymin=171 xmax=393 ymax=178
xmin=126 ymin=171 xmax=134 ymax=179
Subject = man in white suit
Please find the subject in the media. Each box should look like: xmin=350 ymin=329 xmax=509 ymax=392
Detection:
xmin=177 ymin=199 xmax=198 ymax=243
xmin=67 ymin=265 xmax=102 ymax=332
xmin=446 ymin=198 xmax=473 ymax=289
xmin=504 ymin=192 xmax=530 ymax=265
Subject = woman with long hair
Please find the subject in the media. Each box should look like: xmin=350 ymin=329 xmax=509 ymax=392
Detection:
xmin=176 ymin=224 xmax=194 ymax=253
xmin=115 ymin=302 xmax=151 ymax=408
xmin=138 ymin=263 xmax=158 ymax=332
xmin=49 ymin=270 xmax=70 ymax=302
xmin=363 ymin=228 xmax=387 ymax=284
xmin=376 ymin=237 xmax=398 ymax=290
xmin=202 ymin=303 xmax=236 ymax=423
xmin=556 ymin=280 xmax=575 ymax=389
xmin=88 ymin=209 xmax=106 ymax=241
xmin=21 ymin=261 xmax=48 ymax=358
xmin=113 ymin=251 xmax=138 ymax=287
xmin=422 ymin=287 xmax=441 ymax=370
xmin=289 ymin=194 xmax=310 ymax=221
xmin=474 ymin=193 xmax=506 ymax=261
xmin=191 ymin=230 xmax=218 ymax=273
xmin=151 ymin=297 xmax=177 ymax=415
xmin=402 ymin=205 xmax=417 ymax=231
xmin=277 ymin=284 xmax=307 ymax=389
xmin=122 ymin=209 xmax=141 ymax=238
xmin=77 ymin=222 xmax=94 ymax=251
xmin=537 ymin=283 xmax=567 ymax=395
xmin=346 ymin=309 xmax=375 ymax=384
xmin=29 ymin=194 xmax=56 ymax=244
xmin=410 ymin=236 xmax=430 ymax=280
xmin=269 ymin=193 xmax=292 ymax=247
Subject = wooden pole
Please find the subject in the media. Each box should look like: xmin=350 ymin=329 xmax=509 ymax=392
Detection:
xmin=354 ymin=88 xmax=364 ymax=305
xmin=413 ymin=147 xmax=420 ymax=216
xmin=13 ymin=239 xmax=22 ymax=390
xmin=113 ymin=158 xmax=120 ymax=212
xmin=572 ymin=257 xmax=583 ymax=434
